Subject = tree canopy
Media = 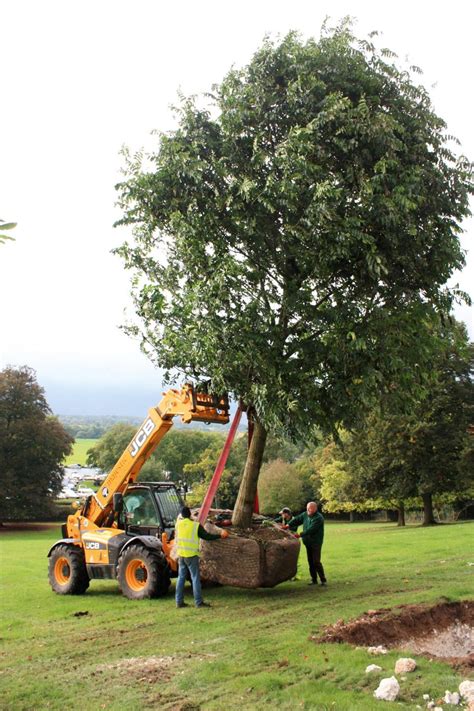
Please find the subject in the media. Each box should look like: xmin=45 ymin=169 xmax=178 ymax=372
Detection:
xmin=115 ymin=24 xmax=472 ymax=525
xmin=0 ymin=366 xmax=73 ymax=521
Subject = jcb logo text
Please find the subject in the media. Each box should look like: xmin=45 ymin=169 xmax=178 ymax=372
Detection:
xmin=129 ymin=418 xmax=155 ymax=457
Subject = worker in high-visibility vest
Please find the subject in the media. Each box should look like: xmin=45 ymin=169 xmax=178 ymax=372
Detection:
xmin=175 ymin=506 xmax=229 ymax=608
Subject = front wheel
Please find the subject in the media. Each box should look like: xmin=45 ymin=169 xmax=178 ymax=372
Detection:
xmin=117 ymin=544 xmax=170 ymax=600
xmin=48 ymin=544 xmax=89 ymax=595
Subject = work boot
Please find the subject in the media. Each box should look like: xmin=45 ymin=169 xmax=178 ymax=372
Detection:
xmin=196 ymin=601 xmax=211 ymax=608
xmin=320 ymin=581 xmax=327 ymax=586
xmin=176 ymin=602 xmax=188 ymax=608
xmin=308 ymin=580 xmax=317 ymax=585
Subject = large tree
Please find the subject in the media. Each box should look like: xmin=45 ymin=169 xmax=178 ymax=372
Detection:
xmin=0 ymin=366 xmax=73 ymax=521
xmin=115 ymin=25 xmax=472 ymax=526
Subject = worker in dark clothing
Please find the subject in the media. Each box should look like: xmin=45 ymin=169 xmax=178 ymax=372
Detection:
xmin=274 ymin=507 xmax=292 ymax=525
xmin=175 ymin=506 xmax=229 ymax=608
xmin=286 ymin=501 xmax=326 ymax=586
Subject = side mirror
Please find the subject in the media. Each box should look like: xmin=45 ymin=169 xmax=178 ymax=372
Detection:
xmin=113 ymin=492 xmax=124 ymax=513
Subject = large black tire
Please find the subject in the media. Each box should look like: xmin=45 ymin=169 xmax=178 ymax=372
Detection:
xmin=117 ymin=544 xmax=171 ymax=600
xmin=48 ymin=544 xmax=90 ymax=595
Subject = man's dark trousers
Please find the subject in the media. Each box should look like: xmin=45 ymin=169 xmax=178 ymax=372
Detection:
xmin=305 ymin=543 xmax=326 ymax=583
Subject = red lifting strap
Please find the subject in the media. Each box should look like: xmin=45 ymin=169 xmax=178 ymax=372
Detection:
xmin=198 ymin=403 xmax=242 ymax=524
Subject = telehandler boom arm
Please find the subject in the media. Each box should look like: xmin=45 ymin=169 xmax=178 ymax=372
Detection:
xmin=68 ymin=384 xmax=229 ymax=535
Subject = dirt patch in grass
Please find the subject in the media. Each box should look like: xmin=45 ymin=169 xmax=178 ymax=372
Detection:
xmin=315 ymin=600 xmax=473 ymax=667
xmin=95 ymin=652 xmax=217 ymax=686
xmin=97 ymin=655 xmax=175 ymax=683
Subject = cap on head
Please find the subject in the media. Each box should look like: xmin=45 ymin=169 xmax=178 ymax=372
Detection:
xmin=180 ymin=506 xmax=191 ymax=518
xmin=279 ymin=507 xmax=291 ymax=515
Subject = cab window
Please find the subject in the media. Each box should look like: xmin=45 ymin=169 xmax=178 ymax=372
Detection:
xmin=123 ymin=490 xmax=159 ymax=526
xmin=153 ymin=487 xmax=181 ymax=526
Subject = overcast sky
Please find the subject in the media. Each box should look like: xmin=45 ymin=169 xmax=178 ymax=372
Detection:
xmin=1 ymin=0 xmax=473 ymax=415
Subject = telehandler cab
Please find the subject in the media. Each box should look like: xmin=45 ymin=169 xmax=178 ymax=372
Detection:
xmin=48 ymin=384 xmax=229 ymax=600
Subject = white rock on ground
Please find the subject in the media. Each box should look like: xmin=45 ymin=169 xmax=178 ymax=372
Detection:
xmin=444 ymin=690 xmax=460 ymax=705
xmin=368 ymin=645 xmax=388 ymax=655
xmin=394 ymin=657 xmax=417 ymax=673
xmin=459 ymin=681 xmax=474 ymax=702
xmin=366 ymin=664 xmax=382 ymax=673
xmin=373 ymin=676 xmax=400 ymax=701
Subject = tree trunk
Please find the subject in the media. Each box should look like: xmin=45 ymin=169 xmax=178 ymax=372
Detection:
xmin=232 ymin=418 xmax=267 ymax=528
xmin=397 ymin=502 xmax=406 ymax=527
xmin=422 ymin=493 xmax=437 ymax=526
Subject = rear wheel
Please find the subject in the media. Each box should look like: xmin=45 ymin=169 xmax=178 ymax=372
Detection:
xmin=48 ymin=544 xmax=89 ymax=594
xmin=117 ymin=544 xmax=170 ymax=600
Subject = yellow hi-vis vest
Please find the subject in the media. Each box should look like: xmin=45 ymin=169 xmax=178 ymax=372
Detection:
xmin=176 ymin=518 xmax=200 ymax=557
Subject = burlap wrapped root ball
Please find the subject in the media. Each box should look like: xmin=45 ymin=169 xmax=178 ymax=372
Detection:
xmin=196 ymin=514 xmax=300 ymax=589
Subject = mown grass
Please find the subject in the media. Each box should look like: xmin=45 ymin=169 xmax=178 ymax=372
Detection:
xmin=0 ymin=521 xmax=472 ymax=710
xmin=64 ymin=438 xmax=97 ymax=466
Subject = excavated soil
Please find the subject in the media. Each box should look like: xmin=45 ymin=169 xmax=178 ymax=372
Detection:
xmin=315 ymin=600 xmax=474 ymax=667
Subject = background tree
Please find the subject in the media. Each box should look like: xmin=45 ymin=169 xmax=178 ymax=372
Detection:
xmin=314 ymin=436 xmax=407 ymax=523
xmin=86 ymin=423 xmax=136 ymax=471
xmin=184 ymin=435 xmax=247 ymax=508
xmin=258 ymin=458 xmax=308 ymax=514
xmin=344 ymin=322 xmax=474 ymax=525
xmin=152 ymin=430 xmax=225 ymax=481
xmin=0 ymin=366 xmax=73 ymax=522
xmin=115 ymin=24 xmax=472 ymax=527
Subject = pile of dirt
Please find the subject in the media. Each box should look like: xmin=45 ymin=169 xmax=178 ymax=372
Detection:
xmin=196 ymin=510 xmax=300 ymax=589
xmin=315 ymin=600 xmax=473 ymax=667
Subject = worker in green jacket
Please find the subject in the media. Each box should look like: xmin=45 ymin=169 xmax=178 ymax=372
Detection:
xmin=175 ymin=506 xmax=228 ymax=608
xmin=287 ymin=501 xmax=327 ymax=586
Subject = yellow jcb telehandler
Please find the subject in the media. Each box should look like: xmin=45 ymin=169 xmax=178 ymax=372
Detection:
xmin=48 ymin=384 xmax=229 ymax=600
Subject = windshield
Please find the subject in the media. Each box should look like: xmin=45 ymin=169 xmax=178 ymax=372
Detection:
xmin=123 ymin=490 xmax=159 ymax=527
xmin=153 ymin=487 xmax=181 ymax=526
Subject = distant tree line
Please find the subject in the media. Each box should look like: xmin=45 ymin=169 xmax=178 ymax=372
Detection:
xmin=60 ymin=415 xmax=142 ymax=440
xmin=60 ymin=415 xmax=235 ymax=440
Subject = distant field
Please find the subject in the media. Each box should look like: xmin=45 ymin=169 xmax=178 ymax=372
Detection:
xmin=64 ymin=438 xmax=97 ymax=466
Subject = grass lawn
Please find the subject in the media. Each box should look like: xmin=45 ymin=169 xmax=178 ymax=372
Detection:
xmin=64 ymin=438 xmax=97 ymax=466
xmin=0 ymin=521 xmax=472 ymax=710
